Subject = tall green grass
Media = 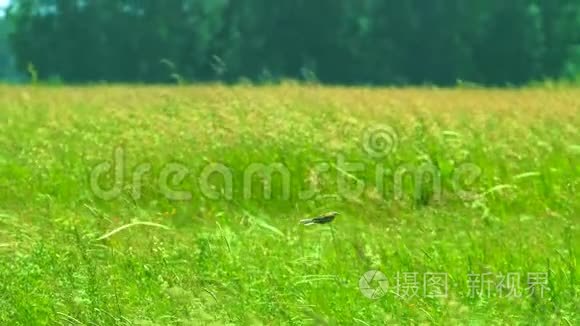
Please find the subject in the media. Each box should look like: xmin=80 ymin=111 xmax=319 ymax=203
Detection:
xmin=0 ymin=85 xmax=578 ymax=324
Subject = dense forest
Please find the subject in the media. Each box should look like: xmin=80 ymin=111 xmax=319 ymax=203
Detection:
xmin=1 ymin=0 xmax=580 ymax=85
xmin=0 ymin=14 xmax=18 ymax=81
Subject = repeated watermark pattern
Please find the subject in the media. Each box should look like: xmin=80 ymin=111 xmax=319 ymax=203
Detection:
xmin=359 ymin=270 xmax=550 ymax=300
xmin=89 ymin=125 xmax=483 ymax=203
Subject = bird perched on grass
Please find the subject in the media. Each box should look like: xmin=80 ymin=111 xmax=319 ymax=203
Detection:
xmin=300 ymin=212 xmax=339 ymax=225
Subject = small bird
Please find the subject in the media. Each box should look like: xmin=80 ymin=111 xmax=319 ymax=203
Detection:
xmin=300 ymin=212 xmax=339 ymax=225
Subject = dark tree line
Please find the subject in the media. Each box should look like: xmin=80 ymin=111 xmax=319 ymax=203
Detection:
xmin=3 ymin=0 xmax=580 ymax=85
xmin=0 ymin=13 xmax=19 ymax=80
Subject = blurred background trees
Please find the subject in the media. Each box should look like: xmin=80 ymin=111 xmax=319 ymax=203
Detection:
xmin=0 ymin=7 xmax=20 ymax=81
xmin=1 ymin=0 xmax=579 ymax=85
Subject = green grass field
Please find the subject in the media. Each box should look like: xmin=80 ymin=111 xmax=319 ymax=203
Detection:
xmin=0 ymin=85 xmax=578 ymax=324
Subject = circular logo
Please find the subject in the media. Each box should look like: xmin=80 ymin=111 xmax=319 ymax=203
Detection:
xmin=362 ymin=125 xmax=398 ymax=158
xmin=359 ymin=270 xmax=388 ymax=299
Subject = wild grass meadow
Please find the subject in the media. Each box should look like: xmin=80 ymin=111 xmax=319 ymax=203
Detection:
xmin=0 ymin=84 xmax=578 ymax=324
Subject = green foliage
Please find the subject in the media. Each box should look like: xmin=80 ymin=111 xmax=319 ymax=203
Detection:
xmin=26 ymin=62 xmax=37 ymax=83
xmin=0 ymin=15 xmax=21 ymax=81
xmin=3 ymin=0 xmax=580 ymax=85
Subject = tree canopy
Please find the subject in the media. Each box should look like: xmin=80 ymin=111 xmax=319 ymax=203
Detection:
xmin=4 ymin=0 xmax=580 ymax=85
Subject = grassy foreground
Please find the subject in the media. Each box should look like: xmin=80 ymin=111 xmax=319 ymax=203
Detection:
xmin=0 ymin=85 xmax=578 ymax=324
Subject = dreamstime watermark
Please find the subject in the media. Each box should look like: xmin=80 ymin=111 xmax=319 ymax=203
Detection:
xmin=358 ymin=270 xmax=550 ymax=300
xmin=88 ymin=125 xmax=483 ymax=202
xmin=362 ymin=124 xmax=398 ymax=158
